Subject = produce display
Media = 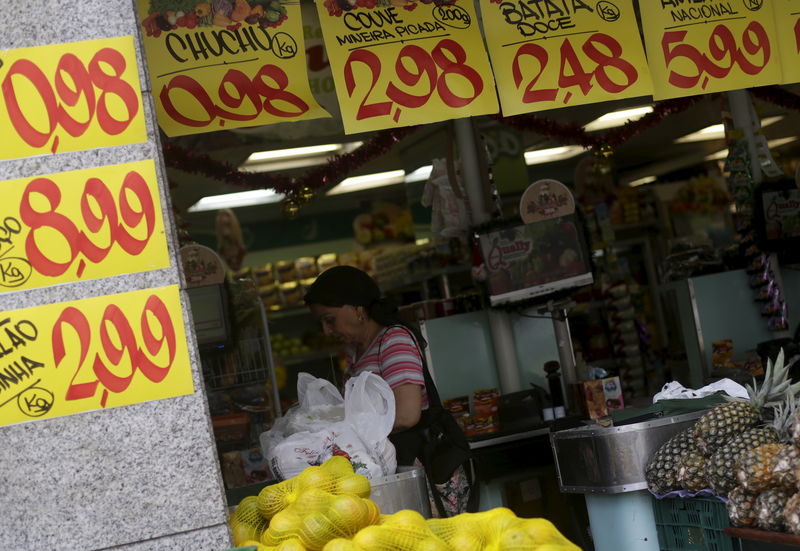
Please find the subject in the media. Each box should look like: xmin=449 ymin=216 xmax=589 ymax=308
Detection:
xmin=645 ymin=350 xmax=800 ymax=535
xmin=229 ymin=456 xmax=579 ymax=550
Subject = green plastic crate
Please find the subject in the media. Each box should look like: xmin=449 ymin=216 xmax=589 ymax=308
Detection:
xmin=652 ymin=497 xmax=735 ymax=551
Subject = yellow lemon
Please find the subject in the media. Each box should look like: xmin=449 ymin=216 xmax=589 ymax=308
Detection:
xmin=322 ymin=456 xmax=354 ymax=477
xmin=231 ymin=521 xmax=263 ymax=546
xmin=334 ymin=474 xmax=371 ymax=498
xmin=262 ymin=510 xmax=302 ymax=546
xmin=413 ymin=536 xmax=453 ymax=551
xmin=352 ymin=525 xmax=386 ymax=548
xmin=258 ymin=482 xmax=294 ymax=520
xmin=327 ymin=494 xmax=369 ymax=534
xmin=362 ymin=498 xmax=381 ymax=526
xmin=496 ymin=527 xmax=536 ymax=551
xmin=323 ymin=538 xmax=363 ymax=551
xmin=447 ymin=531 xmax=484 ymax=551
xmin=518 ymin=518 xmax=581 ymax=550
xmin=276 ymin=538 xmax=308 ymax=551
xmin=293 ymin=487 xmax=335 ymax=515
xmin=300 ymin=511 xmax=341 ymax=550
xmin=384 ymin=510 xmax=428 ymax=532
xmin=297 ymin=466 xmax=338 ymax=492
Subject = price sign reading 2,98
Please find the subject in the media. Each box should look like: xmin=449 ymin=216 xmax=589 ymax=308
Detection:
xmin=316 ymin=0 xmax=499 ymax=134
xmin=0 ymin=36 xmax=147 ymax=161
xmin=0 ymin=160 xmax=170 ymax=293
xmin=640 ymin=0 xmax=782 ymax=100
xmin=480 ymin=0 xmax=653 ymax=116
xmin=0 ymin=285 xmax=194 ymax=427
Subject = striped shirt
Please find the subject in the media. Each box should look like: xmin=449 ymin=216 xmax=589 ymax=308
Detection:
xmin=346 ymin=326 xmax=429 ymax=409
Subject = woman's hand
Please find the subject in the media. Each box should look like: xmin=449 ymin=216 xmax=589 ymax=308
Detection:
xmin=392 ymin=384 xmax=423 ymax=431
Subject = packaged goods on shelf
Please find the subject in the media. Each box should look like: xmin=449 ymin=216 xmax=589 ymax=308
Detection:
xmin=317 ymin=253 xmax=338 ymax=273
xmin=369 ymin=243 xmax=439 ymax=288
xmin=338 ymin=251 xmax=362 ymax=270
xmin=259 ymin=284 xmax=280 ymax=309
xmin=279 ymin=282 xmax=303 ymax=307
xmin=295 ymin=257 xmax=318 ymax=279
xmin=275 ymin=260 xmax=297 ymax=283
xmin=254 ymin=264 xmax=274 ymax=287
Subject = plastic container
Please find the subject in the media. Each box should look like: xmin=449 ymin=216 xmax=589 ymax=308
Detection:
xmin=652 ymin=497 xmax=735 ymax=551
xmin=369 ymin=466 xmax=431 ymax=518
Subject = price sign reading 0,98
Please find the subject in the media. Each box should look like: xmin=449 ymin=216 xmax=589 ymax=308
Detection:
xmin=0 ymin=160 xmax=170 ymax=293
xmin=0 ymin=36 xmax=147 ymax=161
xmin=480 ymin=0 xmax=653 ymax=116
xmin=640 ymin=0 xmax=782 ymax=100
xmin=316 ymin=0 xmax=498 ymax=134
xmin=137 ymin=0 xmax=329 ymax=137
xmin=0 ymin=285 xmax=194 ymax=427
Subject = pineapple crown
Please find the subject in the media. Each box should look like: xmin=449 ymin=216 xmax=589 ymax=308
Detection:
xmin=769 ymin=392 xmax=798 ymax=441
xmin=737 ymin=349 xmax=800 ymax=410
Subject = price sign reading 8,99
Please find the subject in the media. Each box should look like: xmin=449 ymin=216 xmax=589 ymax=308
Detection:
xmin=640 ymin=0 xmax=782 ymax=100
xmin=0 ymin=285 xmax=194 ymax=428
xmin=480 ymin=0 xmax=653 ymax=116
xmin=0 ymin=36 xmax=147 ymax=161
xmin=0 ymin=160 xmax=170 ymax=293
xmin=316 ymin=0 xmax=498 ymax=134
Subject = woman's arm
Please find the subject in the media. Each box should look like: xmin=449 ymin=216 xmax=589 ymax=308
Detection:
xmin=392 ymin=383 xmax=423 ymax=431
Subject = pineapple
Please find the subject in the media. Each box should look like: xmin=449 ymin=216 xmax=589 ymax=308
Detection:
xmin=772 ymin=444 xmax=800 ymax=489
xmin=645 ymin=426 xmax=697 ymax=495
xmin=727 ymin=485 xmax=759 ymax=528
xmin=694 ymin=350 xmax=797 ymax=455
xmin=677 ymin=451 xmax=708 ymax=492
xmin=757 ymin=487 xmax=793 ymax=532
xmin=785 ymin=492 xmax=800 ymax=534
xmin=705 ymin=425 xmax=779 ymax=495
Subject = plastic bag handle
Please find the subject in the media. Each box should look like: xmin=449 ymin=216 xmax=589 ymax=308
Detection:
xmin=297 ymin=372 xmax=344 ymax=409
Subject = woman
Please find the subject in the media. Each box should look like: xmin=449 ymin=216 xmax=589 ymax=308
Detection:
xmin=303 ymin=265 xmax=473 ymax=517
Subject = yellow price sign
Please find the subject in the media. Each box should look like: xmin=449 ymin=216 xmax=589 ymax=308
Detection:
xmin=0 ymin=36 xmax=147 ymax=161
xmin=480 ymin=0 xmax=653 ymax=116
xmin=640 ymin=0 xmax=782 ymax=99
xmin=137 ymin=0 xmax=330 ymax=137
xmin=315 ymin=0 xmax=498 ymax=134
xmin=773 ymin=0 xmax=800 ymax=84
xmin=0 ymin=285 xmax=195 ymax=427
xmin=0 ymin=160 xmax=170 ymax=293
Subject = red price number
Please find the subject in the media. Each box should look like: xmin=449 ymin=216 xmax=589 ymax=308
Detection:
xmin=343 ymin=38 xmax=484 ymax=122
xmin=511 ymin=33 xmax=638 ymax=105
xmin=51 ymin=295 xmax=177 ymax=408
xmin=159 ymin=64 xmax=310 ymax=128
xmin=19 ymin=170 xmax=156 ymax=278
xmin=1 ymin=48 xmax=140 ymax=153
xmin=661 ymin=21 xmax=770 ymax=89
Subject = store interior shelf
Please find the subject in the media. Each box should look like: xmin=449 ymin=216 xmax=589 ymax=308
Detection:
xmin=379 ymin=264 xmax=471 ymax=293
xmin=267 ymin=306 xmax=311 ymax=320
xmin=275 ymin=348 xmax=340 ymax=366
xmin=724 ymin=527 xmax=800 ymax=547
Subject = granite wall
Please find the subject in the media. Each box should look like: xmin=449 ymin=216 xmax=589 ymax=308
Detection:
xmin=0 ymin=1 xmax=232 ymax=549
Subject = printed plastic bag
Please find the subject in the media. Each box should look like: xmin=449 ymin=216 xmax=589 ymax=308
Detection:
xmin=261 ymin=372 xmax=397 ymax=480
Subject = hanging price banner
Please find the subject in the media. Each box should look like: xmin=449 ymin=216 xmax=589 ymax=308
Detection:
xmin=480 ymin=0 xmax=653 ymax=116
xmin=0 ymin=36 xmax=147 ymax=161
xmin=640 ymin=0 xmax=782 ymax=99
xmin=137 ymin=0 xmax=330 ymax=137
xmin=0 ymin=285 xmax=194 ymax=427
xmin=773 ymin=0 xmax=800 ymax=84
xmin=315 ymin=0 xmax=498 ymax=134
xmin=0 ymin=160 xmax=170 ymax=293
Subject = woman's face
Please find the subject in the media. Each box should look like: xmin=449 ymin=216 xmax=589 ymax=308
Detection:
xmin=309 ymin=304 xmax=365 ymax=345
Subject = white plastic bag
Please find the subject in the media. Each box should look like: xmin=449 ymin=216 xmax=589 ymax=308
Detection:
xmin=652 ymin=379 xmax=749 ymax=403
xmin=261 ymin=372 xmax=397 ymax=480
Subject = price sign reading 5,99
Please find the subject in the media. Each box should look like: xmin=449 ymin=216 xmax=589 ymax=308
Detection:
xmin=640 ymin=0 xmax=782 ymax=100
xmin=773 ymin=0 xmax=800 ymax=85
xmin=0 ymin=160 xmax=170 ymax=293
xmin=0 ymin=36 xmax=147 ymax=161
xmin=316 ymin=0 xmax=498 ymax=134
xmin=0 ymin=285 xmax=194 ymax=427
xmin=480 ymin=0 xmax=653 ymax=116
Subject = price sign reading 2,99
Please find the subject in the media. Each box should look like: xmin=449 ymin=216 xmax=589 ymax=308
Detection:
xmin=316 ymin=0 xmax=498 ymax=134
xmin=0 ymin=160 xmax=170 ymax=293
xmin=640 ymin=0 xmax=782 ymax=100
xmin=480 ymin=0 xmax=653 ymax=116
xmin=0 ymin=36 xmax=147 ymax=161
xmin=0 ymin=285 xmax=194 ymax=427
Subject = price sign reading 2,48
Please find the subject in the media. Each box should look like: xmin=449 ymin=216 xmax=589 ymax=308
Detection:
xmin=0 ymin=160 xmax=170 ymax=293
xmin=0 ymin=36 xmax=147 ymax=161
xmin=0 ymin=285 xmax=195 ymax=428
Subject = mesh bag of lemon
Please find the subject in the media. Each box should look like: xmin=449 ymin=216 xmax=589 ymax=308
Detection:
xmin=230 ymin=457 xmax=580 ymax=551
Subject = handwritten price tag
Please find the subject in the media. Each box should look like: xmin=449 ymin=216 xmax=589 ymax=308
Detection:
xmin=316 ymin=0 xmax=498 ymax=134
xmin=640 ymin=0 xmax=782 ymax=99
xmin=0 ymin=36 xmax=147 ymax=161
xmin=773 ymin=0 xmax=800 ymax=84
xmin=0 ymin=160 xmax=170 ymax=293
xmin=0 ymin=285 xmax=194 ymax=427
xmin=137 ymin=0 xmax=329 ymax=137
xmin=480 ymin=0 xmax=653 ymax=116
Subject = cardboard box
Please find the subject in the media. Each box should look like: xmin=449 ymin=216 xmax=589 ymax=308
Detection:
xmin=581 ymin=376 xmax=624 ymax=419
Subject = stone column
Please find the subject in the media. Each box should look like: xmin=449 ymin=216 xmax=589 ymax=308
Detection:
xmin=0 ymin=1 xmax=231 ymax=549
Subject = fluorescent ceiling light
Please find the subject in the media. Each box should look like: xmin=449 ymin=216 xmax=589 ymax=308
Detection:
xmin=187 ymin=189 xmax=283 ymax=212
xmin=677 ymin=116 xmax=782 ymax=143
xmin=704 ymin=136 xmax=798 ymax=161
xmin=628 ymin=176 xmax=657 ymax=187
xmin=327 ymin=170 xmax=406 ymax=195
xmin=524 ymin=145 xmax=584 ymax=165
xmin=583 ymin=106 xmax=654 ymax=132
xmin=406 ymin=165 xmax=433 ymax=183
xmin=241 ymin=141 xmax=362 ymax=173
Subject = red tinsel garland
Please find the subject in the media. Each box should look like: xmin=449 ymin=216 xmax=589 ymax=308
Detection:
xmin=163 ymin=85 xmax=798 ymax=197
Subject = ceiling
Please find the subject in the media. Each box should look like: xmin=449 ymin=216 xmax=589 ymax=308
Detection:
xmin=165 ymin=86 xmax=800 ymax=243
